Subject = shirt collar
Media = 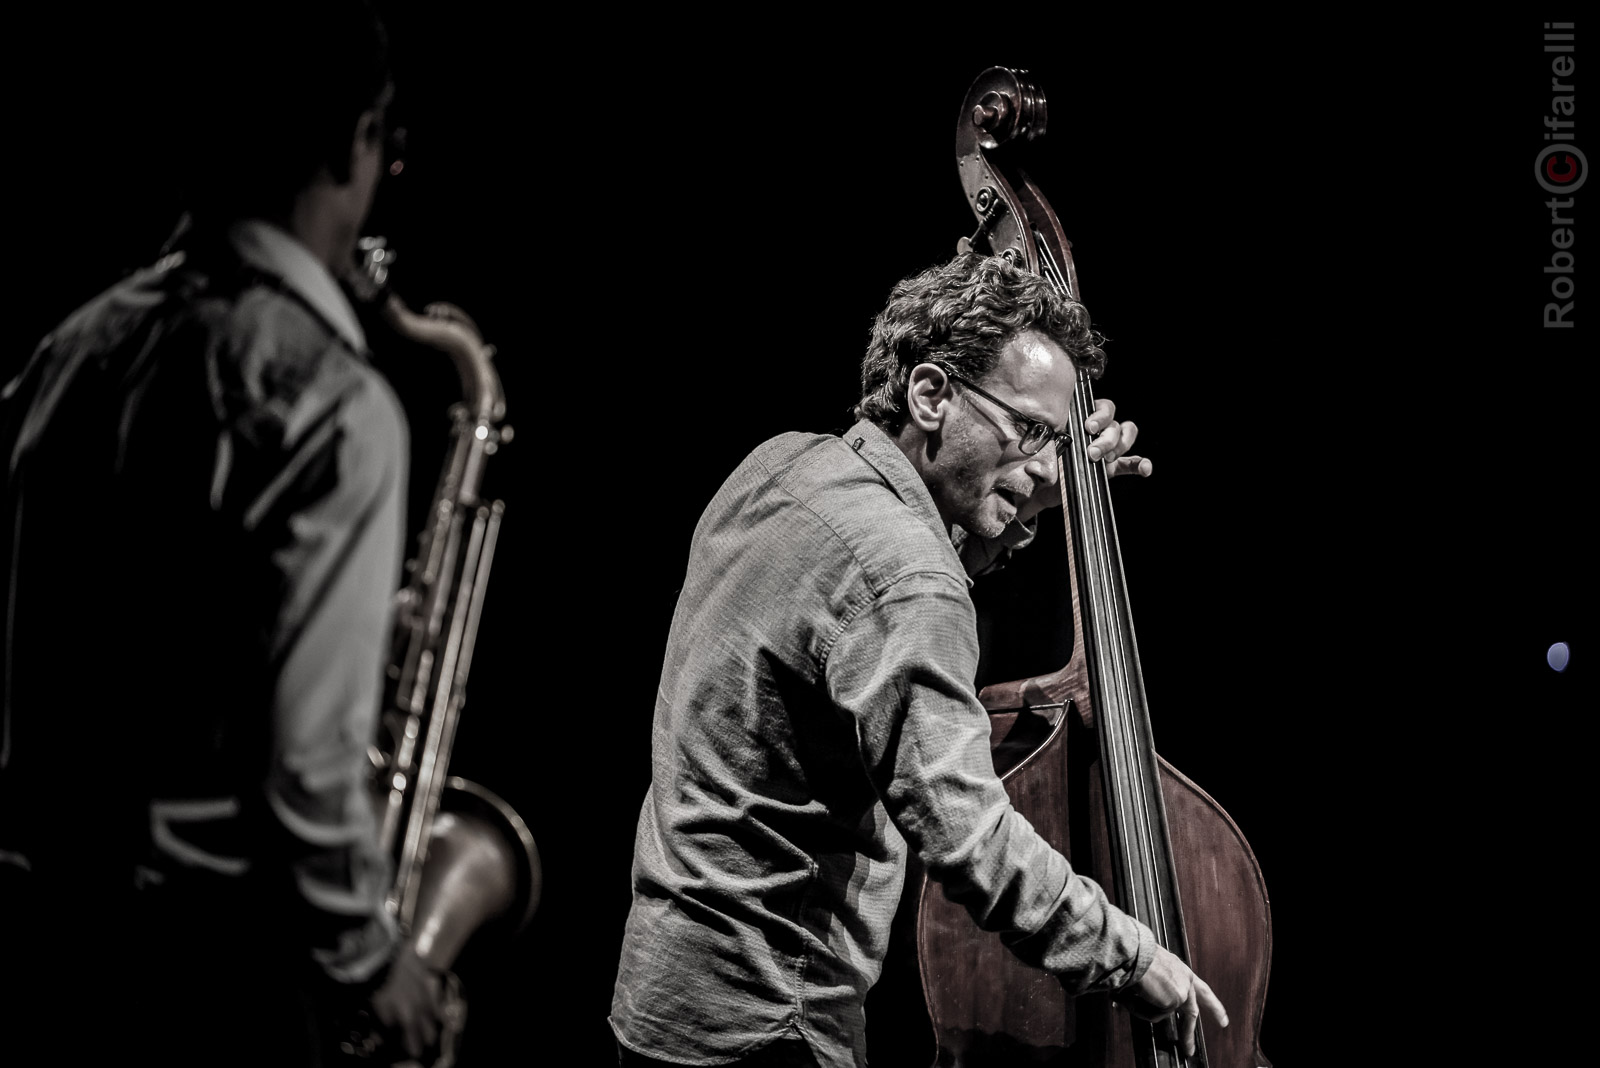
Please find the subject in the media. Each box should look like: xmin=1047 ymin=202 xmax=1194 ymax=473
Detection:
xmin=841 ymin=418 xmax=970 ymax=582
xmin=226 ymin=219 xmax=367 ymax=354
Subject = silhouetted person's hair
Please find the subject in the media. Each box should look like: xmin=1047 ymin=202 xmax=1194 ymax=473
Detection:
xmin=175 ymin=2 xmax=392 ymax=224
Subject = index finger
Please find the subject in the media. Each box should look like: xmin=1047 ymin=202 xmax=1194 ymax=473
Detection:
xmin=1194 ymin=976 xmax=1229 ymax=1029
xmin=1091 ymin=418 xmax=1140 ymax=463
xmin=1084 ymin=396 xmax=1117 ymax=433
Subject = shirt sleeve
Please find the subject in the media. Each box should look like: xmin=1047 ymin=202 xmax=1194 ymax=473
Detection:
xmin=254 ymin=368 xmax=408 ymax=984
xmin=823 ymin=569 xmax=1154 ymax=993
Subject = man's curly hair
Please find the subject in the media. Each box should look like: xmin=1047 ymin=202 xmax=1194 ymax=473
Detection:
xmin=854 ymin=253 xmax=1106 ymax=432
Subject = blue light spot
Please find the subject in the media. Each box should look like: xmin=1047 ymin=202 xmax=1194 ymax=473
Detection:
xmin=1547 ymin=642 xmax=1571 ymax=672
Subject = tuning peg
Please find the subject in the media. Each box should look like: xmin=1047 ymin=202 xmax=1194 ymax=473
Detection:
xmin=959 ymin=186 xmax=1003 ymax=254
xmin=972 ymin=91 xmax=1010 ymax=136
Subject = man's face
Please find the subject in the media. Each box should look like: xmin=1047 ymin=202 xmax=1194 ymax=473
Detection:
xmin=327 ymin=102 xmax=391 ymax=269
xmin=929 ymin=329 xmax=1077 ymax=538
xmin=351 ymin=122 xmax=387 ymax=233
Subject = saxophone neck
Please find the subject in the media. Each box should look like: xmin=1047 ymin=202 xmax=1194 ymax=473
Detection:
xmin=348 ymin=237 xmax=506 ymax=424
xmin=382 ymin=296 xmax=506 ymax=425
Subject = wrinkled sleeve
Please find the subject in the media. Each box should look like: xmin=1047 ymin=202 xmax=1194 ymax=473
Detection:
xmin=257 ymin=372 xmax=407 ymax=984
xmin=823 ymin=569 xmax=1154 ymax=993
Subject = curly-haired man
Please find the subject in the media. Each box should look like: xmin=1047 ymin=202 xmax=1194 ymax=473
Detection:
xmin=611 ymin=253 xmax=1224 ymax=1068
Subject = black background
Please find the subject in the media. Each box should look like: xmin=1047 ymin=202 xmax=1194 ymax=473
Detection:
xmin=9 ymin=7 xmax=1589 ymax=1066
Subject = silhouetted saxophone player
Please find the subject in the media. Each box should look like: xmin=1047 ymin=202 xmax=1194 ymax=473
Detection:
xmin=1 ymin=5 xmax=446 ymax=1063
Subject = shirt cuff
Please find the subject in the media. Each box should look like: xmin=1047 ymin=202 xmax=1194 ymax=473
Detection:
xmin=313 ymin=906 xmax=400 ymax=985
xmin=1097 ymin=920 xmax=1157 ymax=992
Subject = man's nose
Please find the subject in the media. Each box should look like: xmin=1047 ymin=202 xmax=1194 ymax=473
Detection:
xmin=1024 ymin=447 xmax=1060 ymax=487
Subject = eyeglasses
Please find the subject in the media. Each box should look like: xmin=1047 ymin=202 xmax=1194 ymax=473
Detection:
xmin=932 ymin=360 xmax=1071 ymax=456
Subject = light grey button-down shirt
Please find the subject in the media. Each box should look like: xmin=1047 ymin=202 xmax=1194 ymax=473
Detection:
xmin=2 ymin=220 xmax=405 ymax=984
xmin=611 ymin=419 xmax=1154 ymax=1068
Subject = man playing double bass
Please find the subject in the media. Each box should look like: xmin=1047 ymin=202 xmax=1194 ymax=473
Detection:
xmin=611 ymin=253 xmax=1228 ymax=1067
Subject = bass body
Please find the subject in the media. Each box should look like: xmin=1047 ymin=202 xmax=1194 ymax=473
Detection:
xmin=899 ymin=695 xmax=1272 ymax=1067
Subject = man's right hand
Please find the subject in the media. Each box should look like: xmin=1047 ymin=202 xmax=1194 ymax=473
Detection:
xmin=368 ymin=941 xmax=448 ymax=1060
xmin=1116 ymin=945 xmax=1229 ymax=1058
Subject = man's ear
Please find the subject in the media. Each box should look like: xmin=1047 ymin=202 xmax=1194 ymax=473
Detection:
xmin=904 ymin=362 xmax=955 ymax=435
xmin=332 ymin=108 xmax=384 ymax=185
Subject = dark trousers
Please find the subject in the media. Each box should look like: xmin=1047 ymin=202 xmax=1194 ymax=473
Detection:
xmin=6 ymin=873 xmax=331 ymax=1067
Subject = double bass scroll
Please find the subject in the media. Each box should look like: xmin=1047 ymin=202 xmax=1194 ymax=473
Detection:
xmin=881 ymin=68 xmax=1273 ymax=1068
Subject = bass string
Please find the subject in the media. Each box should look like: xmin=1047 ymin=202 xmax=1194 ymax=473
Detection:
xmin=1093 ymin=477 xmax=1206 ymax=1068
xmin=1040 ymin=237 xmax=1210 ymax=1066
xmin=1036 ymin=236 xmax=1174 ymax=945
xmin=1084 ymin=392 xmax=1175 ymax=948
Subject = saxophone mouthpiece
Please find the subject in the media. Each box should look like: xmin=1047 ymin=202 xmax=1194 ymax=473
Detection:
xmin=349 ymin=236 xmax=396 ymax=302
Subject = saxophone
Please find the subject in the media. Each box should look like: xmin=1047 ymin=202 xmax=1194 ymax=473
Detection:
xmin=345 ymin=238 xmax=541 ymax=1065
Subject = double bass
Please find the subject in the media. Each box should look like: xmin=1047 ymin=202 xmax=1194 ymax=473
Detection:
xmin=873 ymin=68 xmax=1273 ymax=1068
